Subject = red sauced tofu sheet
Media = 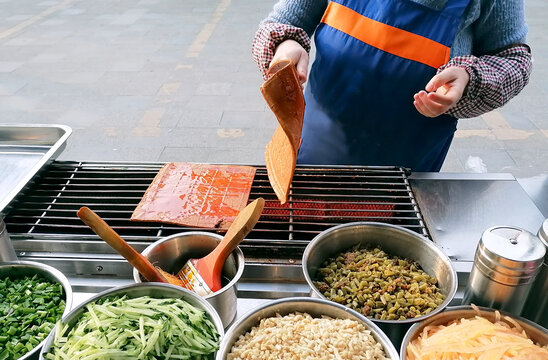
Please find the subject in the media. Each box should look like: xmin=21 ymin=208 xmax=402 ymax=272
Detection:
xmin=131 ymin=163 xmax=257 ymax=230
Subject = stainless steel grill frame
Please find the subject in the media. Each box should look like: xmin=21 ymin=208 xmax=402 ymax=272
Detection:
xmin=3 ymin=161 xmax=429 ymax=294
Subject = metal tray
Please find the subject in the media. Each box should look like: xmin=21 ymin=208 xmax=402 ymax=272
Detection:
xmin=0 ymin=124 xmax=71 ymax=213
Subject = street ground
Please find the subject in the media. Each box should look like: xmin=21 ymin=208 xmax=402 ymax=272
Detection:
xmin=0 ymin=0 xmax=547 ymax=179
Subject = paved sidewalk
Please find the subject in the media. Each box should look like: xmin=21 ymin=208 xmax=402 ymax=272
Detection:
xmin=0 ymin=0 xmax=546 ymax=179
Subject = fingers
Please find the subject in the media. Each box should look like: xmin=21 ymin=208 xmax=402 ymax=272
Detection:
xmin=425 ymin=68 xmax=459 ymax=92
xmin=413 ymin=91 xmax=449 ymax=117
xmin=295 ymin=53 xmax=309 ymax=83
xmin=426 ymin=67 xmax=470 ymax=91
xmin=435 ymin=84 xmax=450 ymax=96
xmin=414 ymin=91 xmax=434 ymax=117
xmin=271 ymin=49 xmax=295 ymax=66
xmin=270 ymin=40 xmax=309 ymax=84
xmin=425 ymin=73 xmax=451 ymax=93
xmin=416 ymin=66 xmax=471 ymax=117
xmin=270 ymin=39 xmax=304 ymax=66
xmin=426 ymin=92 xmax=454 ymax=106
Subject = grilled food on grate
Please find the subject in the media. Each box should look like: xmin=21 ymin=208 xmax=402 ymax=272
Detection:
xmin=130 ymin=162 xmax=256 ymax=230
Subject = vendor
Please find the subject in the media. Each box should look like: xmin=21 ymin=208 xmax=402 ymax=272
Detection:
xmin=252 ymin=0 xmax=532 ymax=171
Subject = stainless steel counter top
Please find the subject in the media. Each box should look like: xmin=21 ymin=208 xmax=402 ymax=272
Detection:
xmin=0 ymin=124 xmax=71 ymax=214
xmin=410 ymin=172 xmax=546 ymax=262
xmin=517 ymin=174 xmax=548 ymax=218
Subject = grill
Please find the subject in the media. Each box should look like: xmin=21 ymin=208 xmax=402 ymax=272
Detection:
xmin=3 ymin=161 xmax=428 ymax=281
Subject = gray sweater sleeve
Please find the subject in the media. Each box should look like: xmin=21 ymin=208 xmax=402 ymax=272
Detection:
xmin=472 ymin=0 xmax=528 ymax=55
xmin=262 ymin=0 xmax=328 ymax=37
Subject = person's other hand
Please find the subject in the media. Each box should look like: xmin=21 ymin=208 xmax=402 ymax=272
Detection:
xmin=413 ymin=66 xmax=470 ymax=117
xmin=271 ymin=39 xmax=309 ymax=84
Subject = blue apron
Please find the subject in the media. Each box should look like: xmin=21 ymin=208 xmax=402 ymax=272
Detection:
xmin=297 ymin=0 xmax=471 ymax=172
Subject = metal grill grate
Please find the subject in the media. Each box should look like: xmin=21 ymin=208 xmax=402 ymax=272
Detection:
xmin=4 ymin=161 xmax=428 ymax=261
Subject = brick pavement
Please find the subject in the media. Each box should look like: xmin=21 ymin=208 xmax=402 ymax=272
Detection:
xmin=0 ymin=0 xmax=546 ymax=178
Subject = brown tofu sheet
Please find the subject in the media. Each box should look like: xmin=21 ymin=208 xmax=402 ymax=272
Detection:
xmin=131 ymin=163 xmax=256 ymax=230
xmin=261 ymin=60 xmax=305 ymax=204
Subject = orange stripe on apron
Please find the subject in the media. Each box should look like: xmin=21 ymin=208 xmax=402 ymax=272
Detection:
xmin=321 ymin=2 xmax=451 ymax=69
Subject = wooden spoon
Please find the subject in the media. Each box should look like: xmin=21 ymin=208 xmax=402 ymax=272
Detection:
xmin=77 ymin=206 xmax=183 ymax=285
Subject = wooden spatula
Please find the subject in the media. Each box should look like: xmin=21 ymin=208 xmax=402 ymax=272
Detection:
xmin=175 ymin=197 xmax=265 ymax=296
xmin=76 ymin=206 xmax=185 ymax=286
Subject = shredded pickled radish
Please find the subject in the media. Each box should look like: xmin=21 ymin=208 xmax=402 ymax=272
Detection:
xmin=406 ymin=309 xmax=548 ymax=360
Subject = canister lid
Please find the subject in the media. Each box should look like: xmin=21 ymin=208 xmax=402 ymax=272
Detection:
xmin=475 ymin=226 xmax=545 ymax=285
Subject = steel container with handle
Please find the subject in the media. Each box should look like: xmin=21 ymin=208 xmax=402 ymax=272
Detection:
xmin=462 ymin=225 xmax=545 ymax=316
xmin=522 ymin=218 xmax=548 ymax=327
xmin=133 ymin=231 xmax=244 ymax=328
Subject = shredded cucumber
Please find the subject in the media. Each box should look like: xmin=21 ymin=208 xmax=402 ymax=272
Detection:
xmin=44 ymin=296 xmax=219 ymax=360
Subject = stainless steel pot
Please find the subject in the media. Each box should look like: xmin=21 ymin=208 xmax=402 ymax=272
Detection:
xmin=302 ymin=222 xmax=458 ymax=348
xmin=0 ymin=261 xmax=73 ymax=360
xmin=400 ymin=305 xmax=548 ymax=359
xmin=216 ymin=297 xmax=400 ymax=360
xmin=40 ymin=282 xmax=224 ymax=360
xmin=133 ymin=231 xmax=244 ymax=328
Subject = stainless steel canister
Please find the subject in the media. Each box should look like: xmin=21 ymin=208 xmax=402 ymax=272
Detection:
xmin=522 ymin=218 xmax=548 ymax=328
xmin=462 ymin=225 xmax=545 ymax=316
xmin=0 ymin=215 xmax=17 ymax=261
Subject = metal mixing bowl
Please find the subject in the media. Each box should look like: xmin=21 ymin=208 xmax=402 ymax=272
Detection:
xmin=302 ymin=222 xmax=458 ymax=348
xmin=216 ymin=297 xmax=400 ymax=360
xmin=133 ymin=231 xmax=244 ymax=328
xmin=0 ymin=261 xmax=73 ymax=360
xmin=39 ymin=282 xmax=224 ymax=360
xmin=400 ymin=305 xmax=548 ymax=359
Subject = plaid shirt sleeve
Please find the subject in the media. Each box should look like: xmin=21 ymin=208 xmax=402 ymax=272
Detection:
xmin=252 ymin=24 xmax=532 ymax=119
xmin=252 ymin=22 xmax=311 ymax=80
xmin=439 ymin=45 xmax=532 ymax=119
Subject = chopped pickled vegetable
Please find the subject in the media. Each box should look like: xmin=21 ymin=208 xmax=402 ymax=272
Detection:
xmin=314 ymin=247 xmax=444 ymax=320
xmin=45 ymin=295 xmax=220 ymax=360
xmin=0 ymin=274 xmax=65 ymax=360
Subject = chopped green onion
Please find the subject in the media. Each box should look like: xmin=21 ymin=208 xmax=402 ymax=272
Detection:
xmin=0 ymin=275 xmax=65 ymax=360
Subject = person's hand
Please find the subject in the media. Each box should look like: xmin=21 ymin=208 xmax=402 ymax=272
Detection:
xmin=413 ymin=66 xmax=470 ymax=117
xmin=271 ymin=39 xmax=309 ymax=84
